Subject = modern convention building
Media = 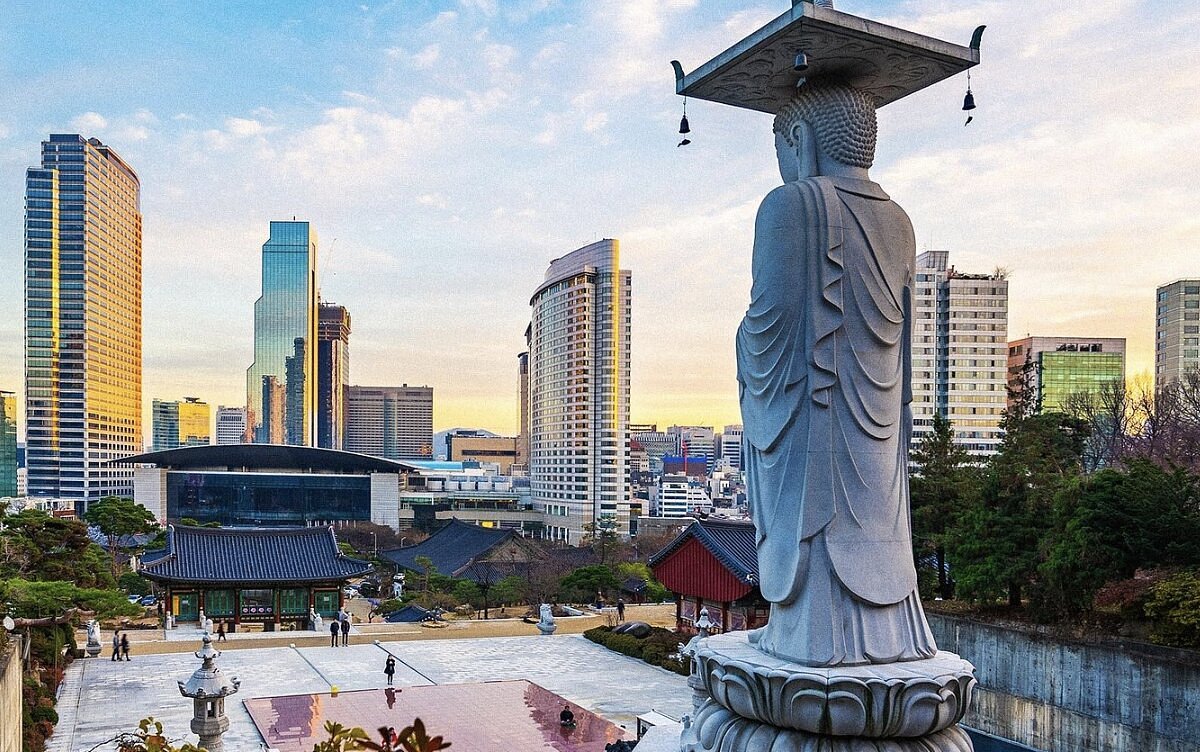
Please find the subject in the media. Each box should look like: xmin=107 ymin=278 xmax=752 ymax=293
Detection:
xmin=141 ymin=524 xmax=371 ymax=629
xmin=1007 ymin=336 xmax=1126 ymax=412
xmin=121 ymin=444 xmax=417 ymax=528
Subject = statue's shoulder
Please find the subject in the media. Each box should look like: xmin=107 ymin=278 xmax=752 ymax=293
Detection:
xmin=758 ymin=178 xmax=830 ymax=216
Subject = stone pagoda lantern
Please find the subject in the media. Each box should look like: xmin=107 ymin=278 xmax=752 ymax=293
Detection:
xmin=178 ymin=633 xmax=241 ymax=752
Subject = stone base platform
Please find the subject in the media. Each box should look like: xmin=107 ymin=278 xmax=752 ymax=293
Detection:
xmin=681 ymin=700 xmax=975 ymax=752
xmin=691 ymin=632 xmax=977 ymax=738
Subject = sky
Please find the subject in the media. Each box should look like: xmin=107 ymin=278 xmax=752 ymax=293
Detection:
xmin=0 ymin=0 xmax=1197 ymax=437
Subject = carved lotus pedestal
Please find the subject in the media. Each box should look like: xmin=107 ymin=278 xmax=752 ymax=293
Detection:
xmin=680 ymin=632 xmax=977 ymax=752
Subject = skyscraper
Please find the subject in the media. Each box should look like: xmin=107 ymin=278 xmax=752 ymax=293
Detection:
xmin=0 ymin=391 xmax=16 ymax=498
xmin=516 ymin=349 xmax=530 ymax=469
xmin=718 ymin=424 xmax=744 ymax=471
xmin=214 ymin=406 xmax=247 ymax=445
xmin=24 ymin=134 xmax=142 ymax=506
xmin=344 ymin=385 xmax=434 ymax=460
xmin=529 ymin=239 xmax=631 ymax=544
xmin=317 ymin=302 xmax=351 ymax=449
xmin=910 ymin=250 xmax=1008 ymax=457
xmin=1007 ymin=337 xmax=1126 ymax=413
xmin=151 ymin=398 xmax=211 ymax=451
xmin=246 ymin=221 xmax=317 ymax=445
xmin=1155 ymin=279 xmax=1200 ymax=387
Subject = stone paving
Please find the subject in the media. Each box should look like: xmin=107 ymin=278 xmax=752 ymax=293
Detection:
xmin=50 ymin=634 xmax=691 ymax=751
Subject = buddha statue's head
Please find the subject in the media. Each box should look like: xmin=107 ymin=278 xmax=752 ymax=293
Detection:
xmin=773 ymin=81 xmax=877 ymax=182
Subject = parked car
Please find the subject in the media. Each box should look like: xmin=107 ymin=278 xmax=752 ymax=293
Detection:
xmin=357 ymin=580 xmax=380 ymax=598
xmin=127 ymin=594 xmax=143 ymax=603
xmin=138 ymin=595 xmax=157 ymax=607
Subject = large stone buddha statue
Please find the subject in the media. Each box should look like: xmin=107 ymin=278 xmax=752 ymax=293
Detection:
xmin=737 ymin=81 xmax=936 ymax=667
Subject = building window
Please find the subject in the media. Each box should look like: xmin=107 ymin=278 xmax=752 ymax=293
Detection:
xmin=206 ymin=589 xmax=235 ymax=617
xmin=279 ymin=588 xmax=308 ymax=615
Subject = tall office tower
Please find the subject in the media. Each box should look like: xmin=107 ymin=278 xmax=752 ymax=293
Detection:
xmin=215 ymin=406 xmax=247 ymax=445
xmin=529 ymin=239 xmax=632 ymax=544
xmin=0 ymin=391 xmax=16 ymax=497
xmin=1007 ymin=337 xmax=1126 ymax=413
xmin=668 ymin=425 xmax=716 ymax=471
xmin=317 ymin=302 xmax=351 ymax=449
xmin=516 ymin=349 xmax=530 ymax=468
xmin=1155 ymin=279 xmax=1200 ymax=387
xmin=718 ymin=424 xmax=744 ymax=471
xmin=910 ymin=250 xmax=1009 ymax=457
xmin=631 ymin=427 xmax=675 ymax=474
xmin=24 ymin=135 xmax=143 ymax=506
xmin=151 ymin=397 xmax=211 ymax=451
xmin=246 ymin=221 xmax=317 ymax=446
xmin=344 ymin=385 xmax=434 ymax=460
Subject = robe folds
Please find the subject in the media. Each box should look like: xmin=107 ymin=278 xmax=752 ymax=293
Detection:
xmin=737 ymin=176 xmax=936 ymax=667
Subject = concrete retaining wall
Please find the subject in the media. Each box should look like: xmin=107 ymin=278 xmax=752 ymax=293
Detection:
xmin=0 ymin=637 xmax=22 ymax=752
xmin=928 ymin=614 xmax=1200 ymax=752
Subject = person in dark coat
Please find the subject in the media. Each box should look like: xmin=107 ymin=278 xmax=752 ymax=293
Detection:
xmin=340 ymin=615 xmax=350 ymax=646
xmin=216 ymin=621 xmax=227 ymax=642
xmin=111 ymin=630 xmax=121 ymax=662
xmin=120 ymin=632 xmax=131 ymax=661
xmin=329 ymin=619 xmax=339 ymax=647
xmin=616 ymin=597 xmax=626 ymax=623
xmin=384 ymin=655 xmax=396 ymax=686
xmin=560 ymin=705 xmax=576 ymax=728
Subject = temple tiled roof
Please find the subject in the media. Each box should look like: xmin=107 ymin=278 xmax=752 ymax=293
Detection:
xmin=140 ymin=525 xmax=373 ymax=584
xmin=648 ymin=518 xmax=758 ymax=584
xmin=380 ymin=518 xmax=517 ymax=580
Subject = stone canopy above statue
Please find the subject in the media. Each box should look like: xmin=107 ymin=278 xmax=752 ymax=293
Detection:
xmin=672 ymin=0 xmax=983 ymax=113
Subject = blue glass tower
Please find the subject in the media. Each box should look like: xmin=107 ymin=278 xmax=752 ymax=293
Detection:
xmin=246 ymin=221 xmax=317 ymax=445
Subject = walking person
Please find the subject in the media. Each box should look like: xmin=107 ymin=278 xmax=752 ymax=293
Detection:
xmin=120 ymin=632 xmax=131 ymax=661
xmin=111 ymin=629 xmax=121 ymax=662
xmin=384 ymin=655 xmax=396 ymax=686
xmin=340 ymin=614 xmax=350 ymax=646
xmin=616 ymin=597 xmax=626 ymax=623
xmin=216 ymin=621 xmax=227 ymax=642
xmin=329 ymin=619 xmax=339 ymax=647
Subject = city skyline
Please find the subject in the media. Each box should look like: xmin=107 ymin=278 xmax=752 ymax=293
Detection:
xmin=0 ymin=1 xmax=1194 ymax=437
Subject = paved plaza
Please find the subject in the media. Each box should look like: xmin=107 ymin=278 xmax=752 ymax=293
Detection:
xmin=49 ymin=634 xmax=691 ymax=751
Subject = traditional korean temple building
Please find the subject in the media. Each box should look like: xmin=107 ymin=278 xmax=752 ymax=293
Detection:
xmin=140 ymin=525 xmax=372 ymax=631
xmin=648 ymin=518 xmax=768 ymax=634
xmin=381 ymin=517 xmax=542 ymax=583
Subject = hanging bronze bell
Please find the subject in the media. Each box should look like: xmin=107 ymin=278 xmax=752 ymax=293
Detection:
xmin=962 ymin=89 xmax=976 ymax=111
xmin=679 ymin=114 xmax=691 ymax=134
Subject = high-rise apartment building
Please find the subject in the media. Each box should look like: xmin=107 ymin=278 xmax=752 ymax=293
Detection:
xmin=24 ymin=135 xmax=142 ymax=506
xmin=317 ymin=303 xmax=351 ymax=450
xmin=246 ymin=221 xmax=317 ymax=445
xmin=215 ymin=406 xmax=247 ymax=445
xmin=1007 ymin=337 xmax=1126 ymax=413
xmin=0 ymin=391 xmax=16 ymax=498
xmin=344 ymin=385 xmax=433 ymax=460
xmin=911 ymin=251 xmax=1008 ymax=457
xmin=529 ymin=239 xmax=631 ymax=544
xmin=1155 ymin=279 xmax=1200 ymax=387
xmin=151 ymin=398 xmax=211 ymax=451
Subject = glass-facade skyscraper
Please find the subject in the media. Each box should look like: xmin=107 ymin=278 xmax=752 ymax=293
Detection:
xmin=24 ymin=134 xmax=143 ymax=506
xmin=246 ymin=221 xmax=317 ymax=445
xmin=0 ymin=390 xmax=16 ymax=498
xmin=528 ymin=239 xmax=632 ymax=544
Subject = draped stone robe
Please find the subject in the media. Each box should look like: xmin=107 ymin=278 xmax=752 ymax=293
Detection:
xmin=736 ymin=175 xmax=936 ymax=667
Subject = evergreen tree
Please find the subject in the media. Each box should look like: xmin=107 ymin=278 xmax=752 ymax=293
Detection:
xmin=910 ymin=412 xmax=972 ymax=599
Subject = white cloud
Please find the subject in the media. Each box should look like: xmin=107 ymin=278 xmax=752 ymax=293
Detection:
xmin=70 ymin=111 xmax=108 ymax=132
xmin=583 ymin=112 xmax=609 ymax=132
xmin=460 ymin=0 xmax=498 ymax=16
xmin=225 ymin=117 xmax=269 ymax=138
xmin=413 ymin=43 xmax=441 ymax=69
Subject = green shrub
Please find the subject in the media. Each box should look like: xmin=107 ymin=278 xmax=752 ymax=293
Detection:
xmin=1144 ymin=569 xmax=1200 ymax=648
xmin=584 ymin=626 xmax=691 ymax=676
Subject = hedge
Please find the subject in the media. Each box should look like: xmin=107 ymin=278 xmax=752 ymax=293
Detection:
xmin=583 ymin=626 xmax=690 ymax=676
